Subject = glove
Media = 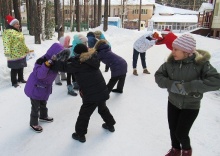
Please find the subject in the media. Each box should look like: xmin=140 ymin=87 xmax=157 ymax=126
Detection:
xmin=45 ymin=59 xmax=53 ymax=67
xmin=170 ymin=81 xmax=187 ymax=95
xmin=146 ymin=36 xmax=153 ymax=41
xmin=56 ymin=49 xmax=70 ymax=61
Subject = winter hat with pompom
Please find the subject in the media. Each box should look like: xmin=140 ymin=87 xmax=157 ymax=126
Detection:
xmin=6 ymin=15 xmax=19 ymax=26
xmin=172 ymin=34 xmax=196 ymax=56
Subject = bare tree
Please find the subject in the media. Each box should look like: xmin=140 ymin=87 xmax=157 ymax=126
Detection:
xmin=97 ymin=0 xmax=102 ymax=26
xmin=33 ymin=0 xmax=41 ymax=44
xmin=41 ymin=0 xmax=46 ymax=41
xmin=84 ymin=0 xmax=89 ymax=30
xmin=75 ymin=0 xmax=80 ymax=32
xmin=70 ymin=0 xmax=73 ymax=31
xmin=0 ymin=0 xmax=11 ymax=29
xmin=45 ymin=0 xmax=54 ymax=39
xmin=12 ymin=0 xmax=22 ymax=30
xmin=54 ymin=0 xmax=63 ymax=39
xmin=93 ymin=0 xmax=97 ymax=28
xmin=27 ymin=0 xmax=35 ymax=35
xmin=103 ymin=0 xmax=108 ymax=31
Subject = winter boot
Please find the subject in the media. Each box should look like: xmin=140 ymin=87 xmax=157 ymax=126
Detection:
xmin=133 ymin=69 xmax=138 ymax=76
xmin=143 ymin=68 xmax=150 ymax=74
xmin=111 ymin=89 xmax=123 ymax=93
xmin=67 ymin=85 xmax=77 ymax=96
xmin=102 ymin=123 xmax=115 ymax=132
xmin=39 ymin=116 xmax=54 ymax=123
xmin=73 ymin=82 xmax=79 ymax=90
xmin=30 ymin=125 xmax=43 ymax=133
xmin=165 ymin=147 xmax=181 ymax=156
xmin=182 ymin=149 xmax=192 ymax=156
xmin=72 ymin=133 xmax=86 ymax=143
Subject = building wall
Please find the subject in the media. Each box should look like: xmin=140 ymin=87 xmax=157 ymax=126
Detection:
xmin=212 ymin=0 xmax=220 ymax=28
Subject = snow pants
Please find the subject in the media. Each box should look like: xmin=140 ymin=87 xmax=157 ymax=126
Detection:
xmin=75 ymin=101 xmax=116 ymax=136
xmin=168 ymin=101 xmax=199 ymax=150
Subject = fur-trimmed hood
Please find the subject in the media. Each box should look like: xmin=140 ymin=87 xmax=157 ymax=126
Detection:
xmin=94 ymin=39 xmax=108 ymax=50
xmin=79 ymin=48 xmax=97 ymax=62
xmin=79 ymin=39 xmax=108 ymax=62
xmin=167 ymin=49 xmax=211 ymax=65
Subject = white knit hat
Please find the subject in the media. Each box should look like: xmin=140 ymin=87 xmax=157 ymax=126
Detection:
xmin=172 ymin=34 xmax=196 ymax=56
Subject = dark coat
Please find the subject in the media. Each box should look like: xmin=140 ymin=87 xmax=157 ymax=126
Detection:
xmin=51 ymin=53 xmax=109 ymax=103
xmin=155 ymin=50 xmax=220 ymax=109
xmin=93 ymin=40 xmax=127 ymax=77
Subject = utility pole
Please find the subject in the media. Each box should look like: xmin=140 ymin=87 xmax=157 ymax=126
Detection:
xmin=138 ymin=0 xmax=142 ymax=31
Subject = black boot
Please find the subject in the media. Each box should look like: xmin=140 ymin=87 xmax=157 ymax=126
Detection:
xmin=102 ymin=123 xmax=115 ymax=132
xmin=72 ymin=133 xmax=86 ymax=143
xmin=111 ymin=89 xmax=123 ymax=93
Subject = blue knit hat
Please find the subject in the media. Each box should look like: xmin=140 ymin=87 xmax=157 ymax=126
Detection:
xmin=45 ymin=43 xmax=64 ymax=59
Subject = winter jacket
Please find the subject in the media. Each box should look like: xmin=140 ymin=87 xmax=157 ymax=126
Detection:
xmin=51 ymin=52 xmax=109 ymax=103
xmin=24 ymin=43 xmax=64 ymax=101
xmin=2 ymin=26 xmax=29 ymax=68
xmin=156 ymin=32 xmax=177 ymax=50
xmin=155 ymin=50 xmax=220 ymax=109
xmin=93 ymin=40 xmax=127 ymax=77
xmin=87 ymin=32 xmax=97 ymax=48
xmin=133 ymin=32 xmax=156 ymax=52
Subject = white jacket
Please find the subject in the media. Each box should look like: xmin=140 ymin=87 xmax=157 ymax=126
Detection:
xmin=133 ymin=33 xmax=156 ymax=53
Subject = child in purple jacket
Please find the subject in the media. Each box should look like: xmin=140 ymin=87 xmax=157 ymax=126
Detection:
xmin=83 ymin=39 xmax=127 ymax=94
xmin=24 ymin=43 xmax=64 ymax=133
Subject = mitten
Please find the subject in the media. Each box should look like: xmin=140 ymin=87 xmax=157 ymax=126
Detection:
xmin=56 ymin=49 xmax=70 ymax=61
xmin=176 ymin=83 xmax=187 ymax=95
xmin=170 ymin=81 xmax=180 ymax=94
xmin=170 ymin=81 xmax=187 ymax=95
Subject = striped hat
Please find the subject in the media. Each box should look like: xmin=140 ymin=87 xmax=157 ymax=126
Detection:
xmin=172 ymin=34 xmax=196 ymax=56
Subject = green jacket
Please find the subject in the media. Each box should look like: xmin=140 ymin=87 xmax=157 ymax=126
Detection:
xmin=155 ymin=50 xmax=220 ymax=109
xmin=3 ymin=29 xmax=29 ymax=61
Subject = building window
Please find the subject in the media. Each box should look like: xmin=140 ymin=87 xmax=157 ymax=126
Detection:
xmin=141 ymin=9 xmax=147 ymax=14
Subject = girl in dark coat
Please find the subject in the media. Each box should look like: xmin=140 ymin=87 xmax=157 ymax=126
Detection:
xmin=84 ymin=39 xmax=127 ymax=94
xmin=51 ymin=44 xmax=116 ymax=143
xmin=24 ymin=43 xmax=64 ymax=133
xmin=155 ymin=34 xmax=220 ymax=156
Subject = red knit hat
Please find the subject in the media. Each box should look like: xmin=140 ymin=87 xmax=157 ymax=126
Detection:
xmin=6 ymin=15 xmax=19 ymax=26
xmin=161 ymin=28 xmax=171 ymax=35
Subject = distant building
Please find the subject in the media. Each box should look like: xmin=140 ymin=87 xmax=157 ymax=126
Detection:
xmin=149 ymin=4 xmax=199 ymax=32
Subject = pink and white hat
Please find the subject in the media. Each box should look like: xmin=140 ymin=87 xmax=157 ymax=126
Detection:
xmin=161 ymin=28 xmax=171 ymax=35
xmin=172 ymin=34 xmax=196 ymax=56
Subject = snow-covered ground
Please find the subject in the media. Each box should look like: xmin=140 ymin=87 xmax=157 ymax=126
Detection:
xmin=0 ymin=26 xmax=220 ymax=156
